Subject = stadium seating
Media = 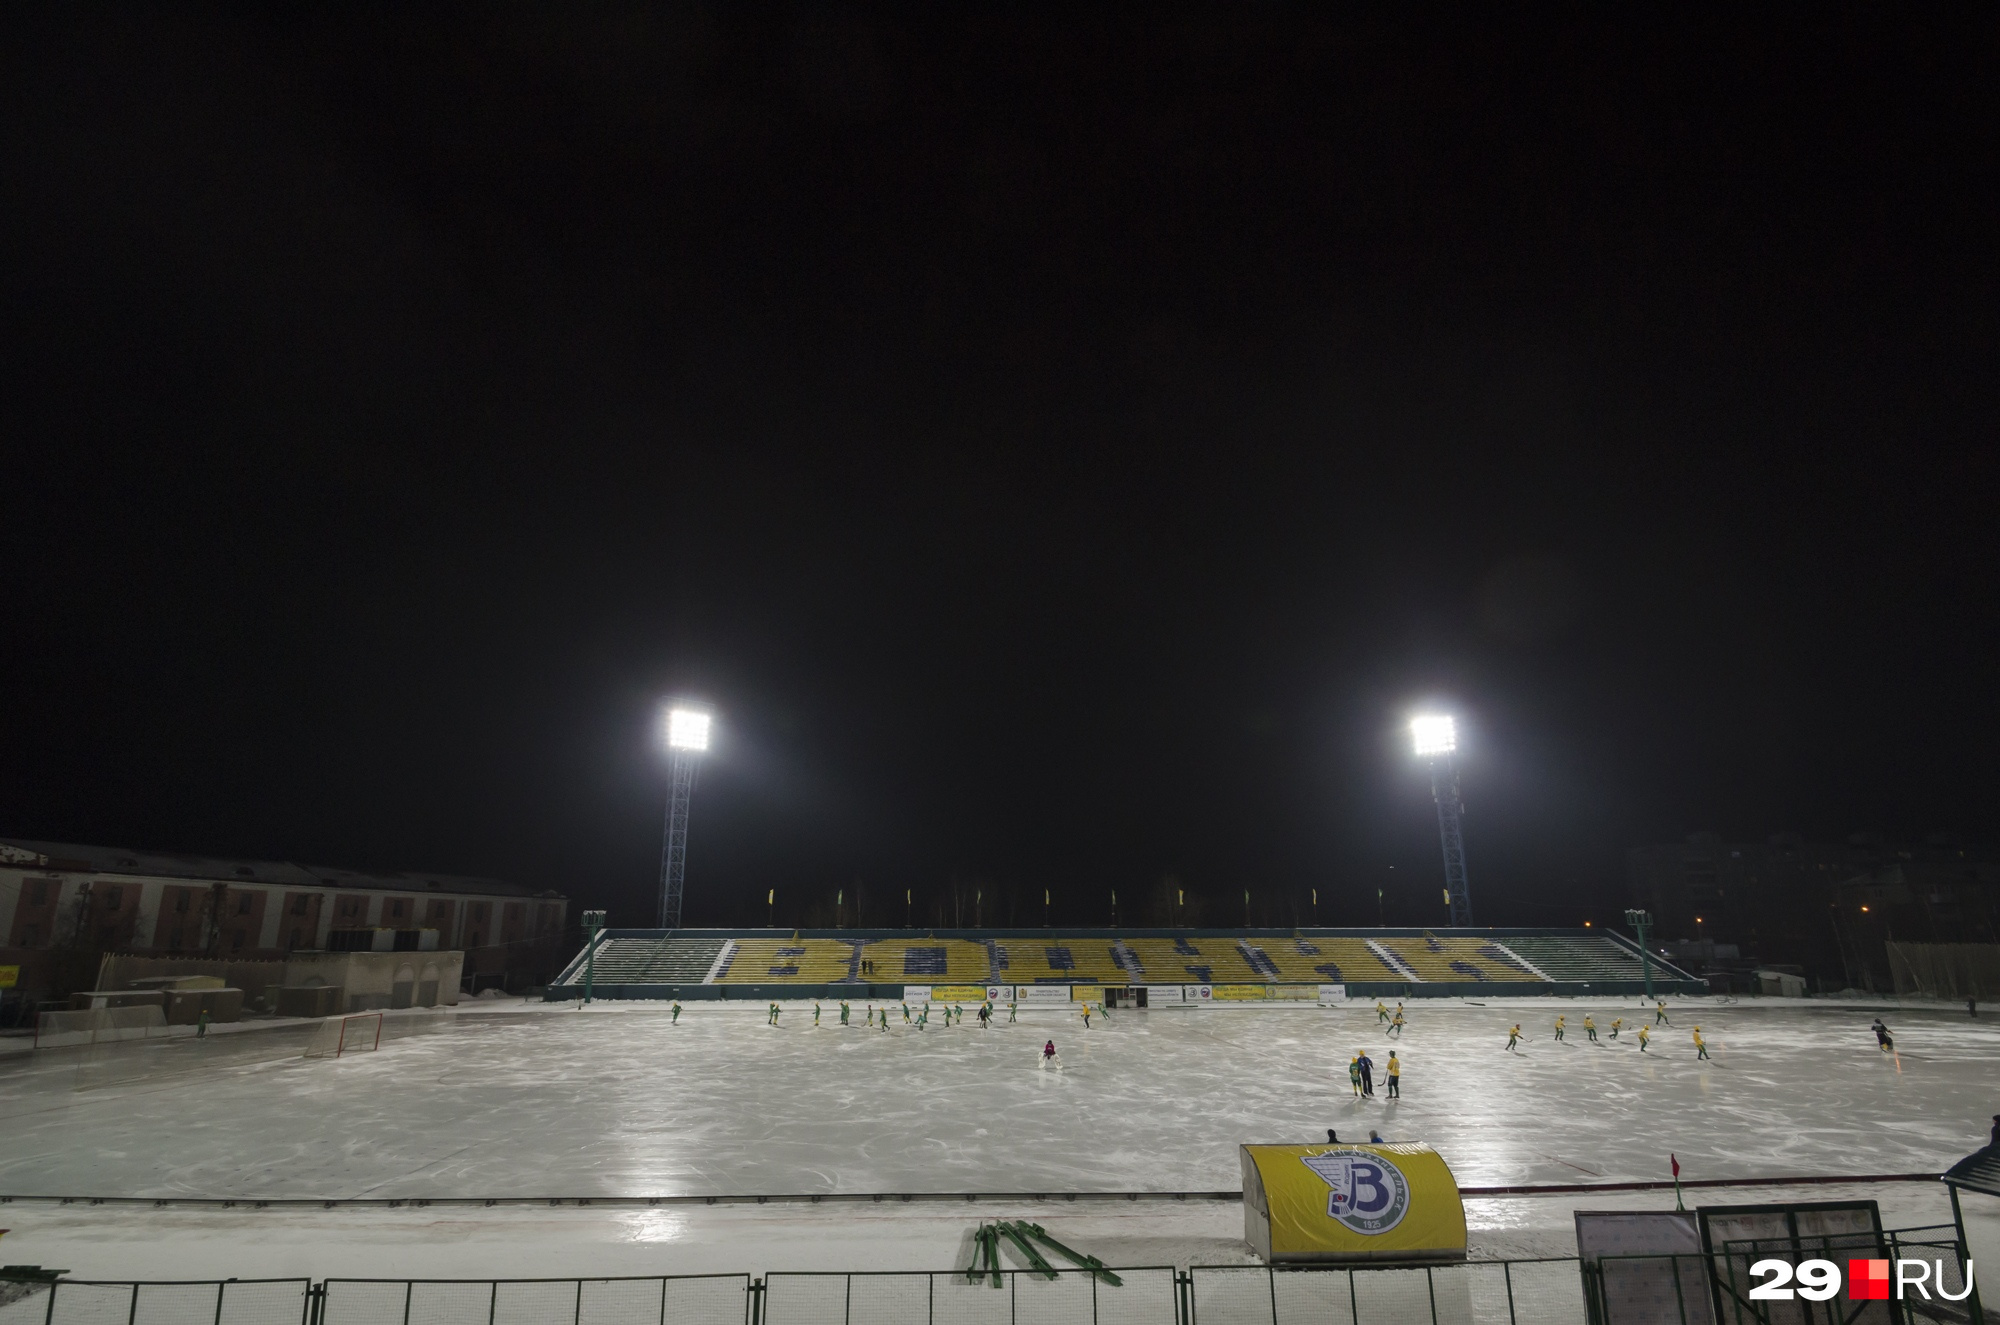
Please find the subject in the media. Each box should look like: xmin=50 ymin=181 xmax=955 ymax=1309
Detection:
xmin=1249 ymin=936 xmax=1399 ymax=984
xmin=1498 ymin=934 xmax=1657 ymax=983
xmin=1373 ymin=933 xmax=1544 ymax=983
xmin=713 ymin=938 xmax=858 ymax=983
xmin=550 ymin=929 xmax=1694 ymax=993
xmin=853 ymin=938 xmax=991 ymax=984
xmin=554 ymin=935 xmax=726 ymax=986
xmin=992 ymin=938 xmax=1130 ymax=984
xmin=1119 ymin=937 xmax=1266 ymax=985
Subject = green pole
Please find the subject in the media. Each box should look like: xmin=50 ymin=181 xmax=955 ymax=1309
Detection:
xmin=1626 ymin=908 xmax=1656 ymax=1000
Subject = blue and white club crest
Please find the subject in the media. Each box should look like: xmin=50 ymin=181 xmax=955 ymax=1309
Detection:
xmin=1302 ymin=1149 xmax=1411 ymax=1234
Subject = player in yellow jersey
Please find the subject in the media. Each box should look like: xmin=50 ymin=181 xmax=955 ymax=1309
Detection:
xmin=1609 ymin=1017 xmax=1622 ymax=1040
xmin=1583 ymin=1015 xmax=1597 ymax=1042
xmin=1377 ymin=1001 xmax=1390 ymax=1024
xmin=1638 ymin=1024 xmax=1651 ymax=1052
xmin=1554 ymin=1015 xmax=1566 ymax=1042
xmin=1692 ymin=1026 xmax=1710 ymax=1060
xmin=1506 ymin=1024 xmax=1521 ymax=1051
xmin=1386 ymin=1052 xmax=1401 ymax=1098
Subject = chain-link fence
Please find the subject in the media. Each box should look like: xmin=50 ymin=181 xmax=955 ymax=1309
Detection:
xmin=317 ymin=1275 xmax=750 ymax=1325
xmin=0 ymin=1277 xmax=309 ymax=1325
xmin=761 ymin=1268 xmax=1180 ymax=1325
xmin=1188 ymin=1259 xmax=1588 ymax=1325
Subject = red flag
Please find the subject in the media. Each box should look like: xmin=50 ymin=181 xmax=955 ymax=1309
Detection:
xmin=1670 ymin=1154 xmax=1680 ymax=1177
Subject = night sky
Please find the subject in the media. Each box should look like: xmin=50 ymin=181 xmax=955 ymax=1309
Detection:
xmin=4 ymin=7 xmax=1996 ymax=931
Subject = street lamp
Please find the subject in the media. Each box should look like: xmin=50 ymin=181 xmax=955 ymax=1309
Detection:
xmin=1624 ymin=907 xmax=1657 ymax=1001
xmin=657 ymin=703 xmax=712 ymax=929
xmin=580 ymin=909 xmax=607 ymax=1005
xmin=1411 ymin=715 xmax=1473 ymax=927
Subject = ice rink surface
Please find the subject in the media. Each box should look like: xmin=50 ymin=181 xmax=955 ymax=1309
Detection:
xmin=1 ymin=995 xmax=1996 ymax=1280
xmin=1 ymin=996 xmax=1992 ymax=1200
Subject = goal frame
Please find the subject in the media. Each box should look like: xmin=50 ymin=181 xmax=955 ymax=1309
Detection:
xmin=305 ymin=1012 xmax=384 ymax=1058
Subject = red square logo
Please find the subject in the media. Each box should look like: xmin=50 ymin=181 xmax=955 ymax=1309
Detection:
xmin=1848 ymin=1259 xmax=1890 ymax=1301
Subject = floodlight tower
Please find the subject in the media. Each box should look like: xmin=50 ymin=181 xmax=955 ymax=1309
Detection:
xmin=657 ymin=704 xmax=712 ymax=929
xmin=1411 ymin=715 xmax=1474 ymax=928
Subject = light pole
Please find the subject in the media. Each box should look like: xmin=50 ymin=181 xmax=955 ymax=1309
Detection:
xmin=581 ymin=909 xmax=607 ymax=1005
xmin=1411 ymin=715 xmax=1473 ymax=927
xmin=658 ymin=704 xmax=711 ymax=929
xmin=1625 ymin=908 xmax=1657 ymax=1001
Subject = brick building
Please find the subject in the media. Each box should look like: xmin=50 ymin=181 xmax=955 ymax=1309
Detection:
xmin=0 ymin=838 xmax=568 ymax=1018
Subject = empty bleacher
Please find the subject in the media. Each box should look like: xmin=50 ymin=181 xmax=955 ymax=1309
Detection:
xmin=1119 ymin=937 xmax=1265 ymax=985
xmin=1500 ymin=934 xmax=1667 ymax=983
xmin=1249 ymin=936 xmax=1402 ymax=984
xmin=1373 ymin=933 xmax=1545 ymax=983
xmin=554 ymin=934 xmax=727 ymax=987
xmin=992 ymin=938 xmax=1131 ymax=985
xmin=854 ymin=938 xmax=992 ymax=984
xmin=713 ymin=938 xmax=858 ymax=983
xmin=548 ymin=929 xmax=1697 ymax=996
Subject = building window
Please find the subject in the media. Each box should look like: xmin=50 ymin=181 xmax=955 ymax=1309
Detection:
xmin=469 ymin=931 xmax=482 ymax=947
xmin=238 ymin=894 xmax=254 ymax=915
xmin=22 ymin=924 xmax=38 ymax=946
xmin=292 ymin=896 xmax=309 ymax=916
xmin=175 ymin=893 xmax=190 ymax=914
xmin=391 ymin=901 xmax=405 ymax=919
xmin=289 ymin=928 xmax=301 ymax=949
xmin=105 ymin=886 xmax=123 ymax=910
xmin=169 ymin=925 xmax=183 ymax=950
xmin=28 ymin=881 xmax=47 ymax=905
xmin=232 ymin=930 xmax=245 ymax=950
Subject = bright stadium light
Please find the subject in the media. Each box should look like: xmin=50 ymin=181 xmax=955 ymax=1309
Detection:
xmin=1411 ymin=714 xmax=1457 ymax=756
xmin=1410 ymin=712 xmax=1471 ymax=926
xmin=666 ymin=706 xmax=712 ymax=751
xmin=656 ymin=702 xmax=713 ymax=928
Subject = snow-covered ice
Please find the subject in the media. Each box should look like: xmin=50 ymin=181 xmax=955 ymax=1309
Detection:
xmin=0 ymin=996 xmax=1993 ymax=1278
xmin=1 ymin=996 xmax=1990 ymax=1199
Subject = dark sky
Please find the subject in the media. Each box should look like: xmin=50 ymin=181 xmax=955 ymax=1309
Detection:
xmin=4 ymin=6 xmax=1996 ymax=931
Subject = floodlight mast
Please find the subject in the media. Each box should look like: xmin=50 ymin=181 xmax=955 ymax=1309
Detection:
xmin=1411 ymin=715 xmax=1474 ymax=927
xmin=658 ymin=705 xmax=711 ymax=929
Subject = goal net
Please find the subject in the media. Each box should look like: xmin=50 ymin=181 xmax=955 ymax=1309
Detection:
xmin=36 ymin=1006 xmax=168 ymax=1049
xmin=304 ymin=1012 xmax=384 ymax=1058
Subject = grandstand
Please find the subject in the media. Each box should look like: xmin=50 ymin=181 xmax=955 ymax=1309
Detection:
xmin=550 ymin=927 xmax=1699 ymax=999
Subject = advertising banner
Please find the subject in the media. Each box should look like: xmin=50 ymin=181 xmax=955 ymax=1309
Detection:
xmin=1145 ymin=986 xmax=1186 ymax=1004
xmin=1187 ymin=985 xmax=1212 ymax=1001
xmin=901 ymin=986 xmax=930 ymax=1002
xmin=1212 ymin=984 xmax=1271 ymax=1000
xmin=930 ymin=985 xmax=987 ymax=1002
xmin=1241 ymin=1143 xmax=1467 ymax=1264
xmin=1318 ymin=984 xmax=1347 ymax=1003
xmin=1017 ymin=985 xmax=1071 ymax=1003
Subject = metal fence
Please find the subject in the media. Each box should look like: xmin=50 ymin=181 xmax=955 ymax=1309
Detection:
xmin=318 ymin=1276 xmax=751 ymax=1325
xmin=0 ymin=1278 xmax=310 ymax=1325
xmin=1187 ymin=1260 xmax=1588 ymax=1325
xmin=761 ymin=1268 xmax=1180 ymax=1325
